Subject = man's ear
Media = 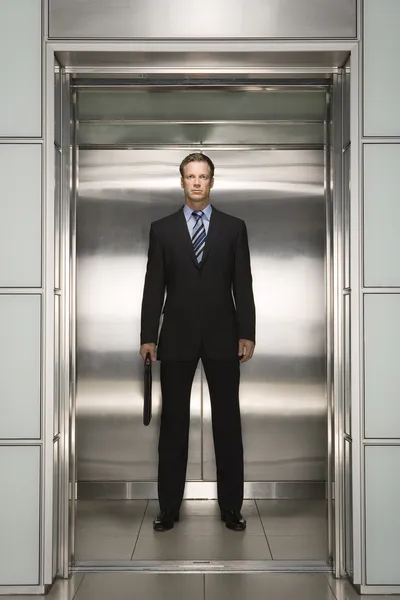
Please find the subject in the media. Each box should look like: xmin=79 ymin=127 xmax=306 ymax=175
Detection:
xmin=210 ymin=178 xmax=215 ymax=189
xmin=180 ymin=177 xmax=184 ymax=189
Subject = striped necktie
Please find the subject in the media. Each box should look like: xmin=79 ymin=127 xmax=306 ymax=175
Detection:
xmin=191 ymin=210 xmax=206 ymax=263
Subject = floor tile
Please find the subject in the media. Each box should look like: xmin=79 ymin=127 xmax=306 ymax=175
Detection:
xmin=75 ymin=500 xmax=147 ymax=536
xmin=74 ymin=533 xmax=137 ymax=561
xmin=268 ymin=535 xmax=328 ymax=560
xmin=205 ymin=573 xmax=336 ymax=600
xmin=256 ymin=500 xmax=327 ymax=536
xmin=133 ymin=533 xmax=272 ymax=560
xmin=74 ymin=500 xmax=147 ymax=560
xmin=141 ymin=500 xmax=263 ymax=535
xmin=74 ymin=573 xmax=204 ymax=600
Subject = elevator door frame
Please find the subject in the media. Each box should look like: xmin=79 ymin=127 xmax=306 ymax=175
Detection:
xmin=71 ymin=84 xmax=334 ymax=573
xmin=44 ymin=41 xmax=359 ymax=582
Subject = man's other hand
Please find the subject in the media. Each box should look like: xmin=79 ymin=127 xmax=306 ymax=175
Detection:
xmin=238 ymin=339 xmax=255 ymax=363
xmin=140 ymin=343 xmax=156 ymax=362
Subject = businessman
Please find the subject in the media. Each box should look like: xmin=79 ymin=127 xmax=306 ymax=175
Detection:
xmin=140 ymin=153 xmax=256 ymax=532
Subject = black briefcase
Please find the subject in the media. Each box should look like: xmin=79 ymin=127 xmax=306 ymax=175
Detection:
xmin=143 ymin=352 xmax=152 ymax=426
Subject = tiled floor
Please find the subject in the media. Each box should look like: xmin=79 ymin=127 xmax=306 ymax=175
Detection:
xmin=74 ymin=499 xmax=328 ymax=562
xmin=2 ymin=501 xmax=398 ymax=599
xmin=3 ymin=573 xmax=400 ymax=600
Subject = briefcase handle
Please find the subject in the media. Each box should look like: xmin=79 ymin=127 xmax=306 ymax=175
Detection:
xmin=144 ymin=352 xmax=152 ymax=366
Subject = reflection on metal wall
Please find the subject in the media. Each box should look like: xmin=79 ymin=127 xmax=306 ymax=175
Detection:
xmin=76 ymin=146 xmax=326 ymax=484
xmin=49 ymin=0 xmax=356 ymax=39
xmin=203 ymin=149 xmax=326 ymax=481
xmin=76 ymin=149 xmax=202 ymax=481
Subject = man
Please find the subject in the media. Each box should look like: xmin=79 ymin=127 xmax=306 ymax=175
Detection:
xmin=139 ymin=153 xmax=255 ymax=532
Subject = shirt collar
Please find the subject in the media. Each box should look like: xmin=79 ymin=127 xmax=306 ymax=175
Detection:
xmin=184 ymin=203 xmax=213 ymax=222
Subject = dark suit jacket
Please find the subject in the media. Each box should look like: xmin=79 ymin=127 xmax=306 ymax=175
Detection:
xmin=140 ymin=205 xmax=256 ymax=361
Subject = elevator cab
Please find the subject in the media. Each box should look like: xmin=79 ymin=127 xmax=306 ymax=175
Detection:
xmin=51 ymin=50 xmax=351 ymax=576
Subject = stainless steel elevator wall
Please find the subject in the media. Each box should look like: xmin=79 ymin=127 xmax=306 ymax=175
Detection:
xmin=76 ymin=144 xmax=327 ymax=485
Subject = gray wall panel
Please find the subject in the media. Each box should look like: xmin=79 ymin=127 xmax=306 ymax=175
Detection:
xmin=364 ymin=0 xmax=400 ymax=136
xmin=0 ymin=0 xmax=42 ymax=137
xmin=364 ymin=144 xmax=400 ymax=287
xmin=365 ymin=446 xmax=400 ymax=584
xmin=0 ymin=446 xmax=40 ymax=585
xmin=0 ymin=144 xmax=42 ymax=288
xmin=0 ymin=295 xmax=41 ymax=439
xmin=49 ymin=0 xmax=356 ymax=39
xmin=364 ymin=294 xmax=400 ymax=439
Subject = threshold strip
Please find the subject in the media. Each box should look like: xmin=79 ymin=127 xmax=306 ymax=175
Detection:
xmin=72 ymin=560 xmax=332 ymax=573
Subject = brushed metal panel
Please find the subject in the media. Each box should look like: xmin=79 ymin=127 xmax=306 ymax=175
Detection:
xmin=76 ymin=147 xmax=327 ymax=484
xmin=342 ymin=60 xmax=351 ymax=149
xmin=201 ymin=150 xmax=327 ymax=481
xmin=57 ymin=50 xmax=350 ymax=71
xmin=77 ymin=481 xmax=326 ymax=500
xmin=344 ymin=438 xmax=353 ymax=578
xmin=49 ymin=0 xmax=356 ymax=39
xmin=76 ymin=149 xmax=202 ymax=481
xmin=343 ymin=146 xmax=350 ymax=290
xmin=344 ymin=294 xmax=351 ymax=438
xmin=55 ymin=147 xmax=62 ymax=292
xmin=54 ymin=294 xmax=60 ymax=437
xmin=73 ymin=561 xmax=330 ymax=571
xmin=53 ymin=439 xmax=60 ymax=578
xmin=55 ymin=62 xmax=62 ymax=148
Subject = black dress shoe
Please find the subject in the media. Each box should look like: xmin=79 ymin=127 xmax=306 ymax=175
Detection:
xmin=221 ymin=510 xmax=246 ymax=531
xmin=153 ymin=510 xmax=180 ymax=532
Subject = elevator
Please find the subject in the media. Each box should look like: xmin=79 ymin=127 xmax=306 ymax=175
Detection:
xmin=51 ymin=45 xmax=351 ymax=574
xmin=66 ymin=82 xmax=330 ymax=566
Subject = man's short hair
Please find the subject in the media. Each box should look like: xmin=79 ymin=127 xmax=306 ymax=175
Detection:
xmin=179 ymin=153 xmax=215 ymax=179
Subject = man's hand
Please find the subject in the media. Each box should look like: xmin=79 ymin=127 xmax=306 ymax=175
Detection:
xmin=140 ymin=343 xmax=156 ymax=362
xmin=238 ymin=339 xmax=255 ymax=363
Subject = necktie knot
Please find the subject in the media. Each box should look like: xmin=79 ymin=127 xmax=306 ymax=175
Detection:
xmin=192 ymin=210 xmax=204 ymax=220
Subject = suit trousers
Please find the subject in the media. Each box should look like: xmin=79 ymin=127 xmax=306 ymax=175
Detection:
xmin=158 ymin=353 xmax=244 ymax=514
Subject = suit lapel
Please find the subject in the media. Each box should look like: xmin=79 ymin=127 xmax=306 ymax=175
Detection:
xmin=176 ymin=208 xmax=200 ymax=269
xmin=200 ymin=207 xmax=220 ymax=268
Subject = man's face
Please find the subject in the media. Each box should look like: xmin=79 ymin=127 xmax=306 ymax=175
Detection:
xmin=181 ymin=161 xmax=214 ymax=205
